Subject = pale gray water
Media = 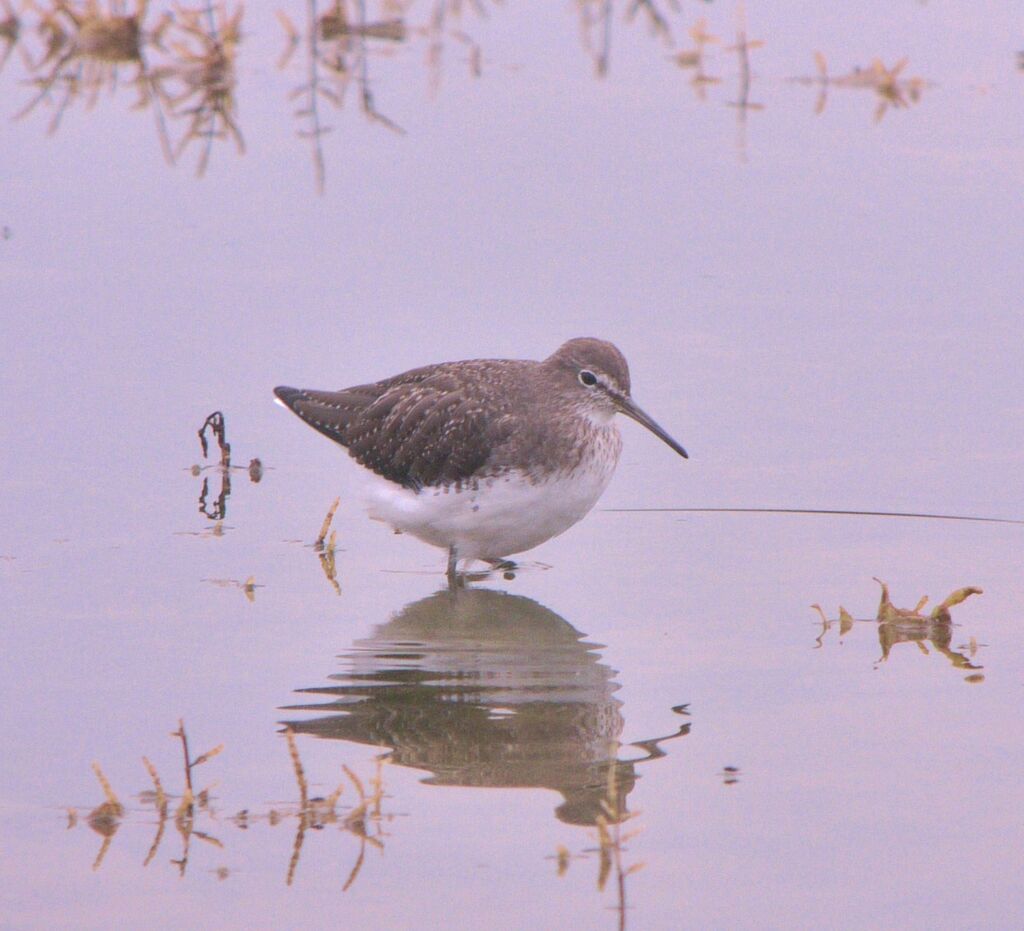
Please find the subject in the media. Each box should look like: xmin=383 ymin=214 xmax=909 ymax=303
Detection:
xmin=2 ymin=2 xmax=1023 ymax=928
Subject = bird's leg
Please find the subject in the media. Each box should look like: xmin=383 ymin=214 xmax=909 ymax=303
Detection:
xmin=446 ymin=547 xmax=460 ymax=591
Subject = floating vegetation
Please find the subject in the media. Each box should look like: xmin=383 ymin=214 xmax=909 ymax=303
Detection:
xmin=792 ymin=52 xmax=930 ymax=120
xmin=191 ymin=410 xmax=263 ymax=523
xmin=813 ymin=579 xmax=984 ymax=681
xmin=314 ymin=496 xmax=341 ymax=595
xmin=66 ymin=719 xmax=391 ymax=887
xmin=86 ymin=762 xmax=124 ymax=870
xmin=672 ymin=18 xmax=722 ymax=101
xmin=201 ymin=575 xmax=260 ymax=601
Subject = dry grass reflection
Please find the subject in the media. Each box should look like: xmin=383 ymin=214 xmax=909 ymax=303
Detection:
xmin=1 ymin=0 xmax=28 ymax=73
xmin=277 ymin=1 xmax=421 ymax=192
xmin=3 ymin=2 xmax=943 ymax=187
xmin=13 ymin=0 xmax=242 ymax=171
xmin=151 ymin=2 xmax=243 ymax=174
xmin=14 ymin=0 xmax=171 ymax=140
xmin=553 ymin=751 xmax=647 ymax=931
xmin=66 ymin=718 xmax=391 ymax=887
xmin=314 ymin=495 xmax=342 ymax=594
xmin=793 ymin=52 xmax=929 ymax=120
xmin=812 ymin=578 xmax=985 ymax=680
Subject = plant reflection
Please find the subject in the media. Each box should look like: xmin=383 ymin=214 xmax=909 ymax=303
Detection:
xmin=0 ymin=0 xmax=27 ymax=74
xmin=812 ymin=578 xmax=985 ymax=680
xmin=68 ymin=718 xmax=391 ymax=887
xmin=14 ymin=0 xmax=171 ymax=140
xmin=150 ymin=2 xmax=244 ymax=175
xmin=792 ymin=52 xmax=929 ymax=121
xmin=188 ymin=410 xmax=263 ymax=524
xmin=12 ymin=1 xmax=242 ymax=172
xmin=578 ymin=0 xmax=677 ymax=78
xmin=278 ymin=1 xmax=408 ymax=195
xmin=4 ymin=2 xmax=938 ymax=188
xmin=282 ymin=587 xmax=691 ymax=827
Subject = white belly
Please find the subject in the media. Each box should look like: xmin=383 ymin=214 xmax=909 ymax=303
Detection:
xmin=365 ymin=459 xmax=618 ymax=561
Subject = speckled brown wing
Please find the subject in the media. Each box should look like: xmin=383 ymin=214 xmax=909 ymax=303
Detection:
xmin=274 ymin=364 xmax=517 ymax=490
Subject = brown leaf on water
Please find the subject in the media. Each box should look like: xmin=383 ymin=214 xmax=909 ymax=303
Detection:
xmin=873 ymin=578 xmax=898 ymax=622
xmin=930 ymin=587 xmax=983 ymax=623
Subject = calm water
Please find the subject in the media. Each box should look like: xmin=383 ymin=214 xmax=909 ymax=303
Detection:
xmin=2 ymin=2 xmax=1023 ymax=929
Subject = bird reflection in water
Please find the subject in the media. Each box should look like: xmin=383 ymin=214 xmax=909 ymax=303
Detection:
xmin=282 ymin=587 xmax=690 ymax=827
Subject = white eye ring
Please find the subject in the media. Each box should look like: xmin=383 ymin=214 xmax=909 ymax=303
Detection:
xmin=578 ymin=370 xmax=598 ymax=387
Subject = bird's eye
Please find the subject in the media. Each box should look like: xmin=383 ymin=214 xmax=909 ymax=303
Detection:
xmin=578 ymin=370 xmax=598 ymax=387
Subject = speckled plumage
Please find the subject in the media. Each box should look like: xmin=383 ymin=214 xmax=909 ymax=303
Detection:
xmin=274 ymin=338 xmax=686 ymax=572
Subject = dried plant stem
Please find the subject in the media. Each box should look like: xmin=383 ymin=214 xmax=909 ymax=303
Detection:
xmin=174 ymin=719 xmax=193 ymax=794
xmin=316 ymin=497 xmax=340 ymax=547
xmin=285 ymin=728 xmax=308 ymax=810
xmin=142 ymin=756 xmax=168 ymax=813
xmin=91 ymin=762 xmax=123 ymax=812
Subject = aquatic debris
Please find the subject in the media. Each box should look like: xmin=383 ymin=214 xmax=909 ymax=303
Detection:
xmin=873 ymin=578 xmax=983 ymax=624
xmin=201 ymin=576 xmax=261 ymax=601
xmin=69 ymin=722 xmax=393 ymax=885
xmin=793 ymin=52 xmax=929 ymax=120
xmin=198 ymin=411 xmax=231 ymax=466
xmin=86 ymin=762 xmax=124 ymax=870
xmin=282 ymin=728 xmax=386 ymax=888
xmin=192 ymin=410 xmax=264 ymax=521
xmin=813 ymin=580 xmax=984 ymax=679
xmin=672 ymin=18 xmax=722 ymax=101
xmin=314 ymin=497 xmax=342 ymax=595
xmin=316 ymin=497 xmax=340 ymax=548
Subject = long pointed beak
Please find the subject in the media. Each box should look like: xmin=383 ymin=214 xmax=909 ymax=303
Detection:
xmin=615 ymin=395 xmax=689 ymax=459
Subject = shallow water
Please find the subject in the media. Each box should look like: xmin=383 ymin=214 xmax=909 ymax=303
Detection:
xmin=2 ymin=2 xmax=1023 ymax=928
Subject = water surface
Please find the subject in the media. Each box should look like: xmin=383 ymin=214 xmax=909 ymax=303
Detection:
xmin=2 ymin=2 xmax=1023 ymax=928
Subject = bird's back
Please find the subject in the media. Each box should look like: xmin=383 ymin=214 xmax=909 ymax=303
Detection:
xmin=274 ymin=359 xmax=537 ymax=490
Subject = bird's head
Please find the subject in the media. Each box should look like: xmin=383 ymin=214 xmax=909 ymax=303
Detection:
xmin=547 ymin=337 xmax=688 ymax=459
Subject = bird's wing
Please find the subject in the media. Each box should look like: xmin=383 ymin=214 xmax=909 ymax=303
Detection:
xmin=274 ymin=366 xmax=516 ymax=489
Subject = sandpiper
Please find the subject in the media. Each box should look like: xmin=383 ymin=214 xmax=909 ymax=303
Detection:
xmin=274 ymin=338 xmax=687 ymax=584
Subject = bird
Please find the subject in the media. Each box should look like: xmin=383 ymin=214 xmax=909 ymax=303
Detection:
xmin=274 ymin=337 xmax=687 ymax=585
